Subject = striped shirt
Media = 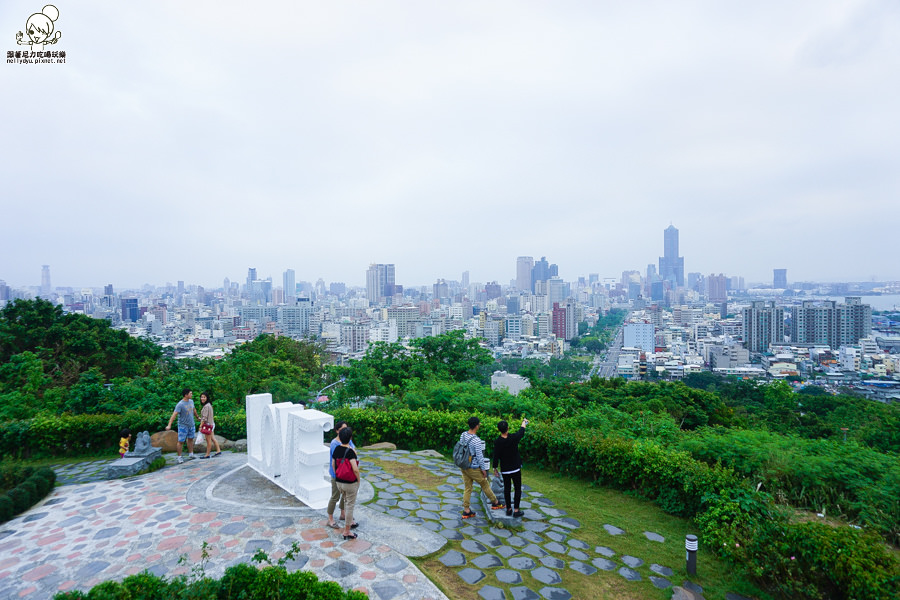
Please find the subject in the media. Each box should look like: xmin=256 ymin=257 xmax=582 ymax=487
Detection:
xmin=459 ymin=431 xmax=489 ymax=470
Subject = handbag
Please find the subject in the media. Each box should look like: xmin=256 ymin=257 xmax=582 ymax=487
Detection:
xmin=334 ymin=449 xmax=357 ymax=482
xmin=199 ymin=422 xmax=213 ymax=435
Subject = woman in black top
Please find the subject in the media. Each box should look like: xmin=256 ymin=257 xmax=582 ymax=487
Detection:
xmin=492 ymin=418 xmax=528 ymax=517
xmin=332 ymin=426 xmax=361 ymax=539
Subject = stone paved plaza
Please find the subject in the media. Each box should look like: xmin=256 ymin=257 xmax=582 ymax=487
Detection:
xmin=0 ymin=449 xmax=720 ymax=600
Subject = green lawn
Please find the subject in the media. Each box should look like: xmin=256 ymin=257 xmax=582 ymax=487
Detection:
xmin=402 ymin=464 xmax=772 ymax=600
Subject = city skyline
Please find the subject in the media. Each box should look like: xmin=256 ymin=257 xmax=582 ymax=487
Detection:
xmin=3 ymin=2 xmax=899 ymax=287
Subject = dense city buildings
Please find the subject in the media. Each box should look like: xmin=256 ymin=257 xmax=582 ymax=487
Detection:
xmin=4 ymin=233 xmax=898 ymax=396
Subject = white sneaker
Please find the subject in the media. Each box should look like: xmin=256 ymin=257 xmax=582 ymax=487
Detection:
xmin=189 ymin=453 xmax=196 ymax=459
xmin=177 ymin=456 xmax=184 ymax=464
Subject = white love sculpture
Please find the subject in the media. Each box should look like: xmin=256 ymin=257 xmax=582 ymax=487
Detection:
xmin=246 ymin=393 xmax=334 ymax=509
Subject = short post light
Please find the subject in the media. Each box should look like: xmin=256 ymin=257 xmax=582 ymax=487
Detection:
xmin=685 ymin=534 xmax=698 ymax=576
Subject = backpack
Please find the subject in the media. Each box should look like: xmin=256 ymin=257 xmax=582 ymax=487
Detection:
xmin=452 ymin=435 xmax=475 ymax=469
xmin=334 ymin=449 xmax=357 ymax=482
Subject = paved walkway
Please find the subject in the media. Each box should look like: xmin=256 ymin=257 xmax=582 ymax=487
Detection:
xmin=0 ymin=450 xmax=724 ymax=600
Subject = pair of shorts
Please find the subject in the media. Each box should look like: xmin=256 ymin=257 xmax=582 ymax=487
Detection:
xmin=177 ymin=424 xmax=196 ymax=442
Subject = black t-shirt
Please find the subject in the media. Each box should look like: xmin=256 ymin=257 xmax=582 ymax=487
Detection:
xmin=332 ymin=445 xmax=358 ymax=483
xmin=492 ymin=427 xmax=525 ymax=472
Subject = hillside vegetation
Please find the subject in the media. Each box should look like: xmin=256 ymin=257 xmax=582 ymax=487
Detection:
xmin=1 ymin=299 xmax=898 ymax=598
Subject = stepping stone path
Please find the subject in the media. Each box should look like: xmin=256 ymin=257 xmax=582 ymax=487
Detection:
xmin=6 ymin=449 xmax=747 ymax=600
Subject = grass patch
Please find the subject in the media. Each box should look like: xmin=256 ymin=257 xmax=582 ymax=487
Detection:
xmin=411 ymin=465 xmax=771 ymax=600
xmin=2 ymin=449 xmax=115 ymax=468
xmin=363 ymin=457 xmax=445 ymax=493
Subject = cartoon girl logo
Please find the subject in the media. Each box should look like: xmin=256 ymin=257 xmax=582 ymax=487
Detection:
xmin=16 ymin=5 xmax=62 ymax=52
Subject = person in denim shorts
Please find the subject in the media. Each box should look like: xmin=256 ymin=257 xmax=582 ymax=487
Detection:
xmin=165 ymin=388 xmax=200 ymax=463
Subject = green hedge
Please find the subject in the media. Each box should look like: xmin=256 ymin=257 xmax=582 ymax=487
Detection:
xmin=0 ymin=411 xmax=249 ymax=459
xmin=53 ymin=563 xmax=366 ymax=600
xmin=0 ymin=466 xmax=55 ymax=523
xmin=332 ymin=407 xmax=900 ymax=599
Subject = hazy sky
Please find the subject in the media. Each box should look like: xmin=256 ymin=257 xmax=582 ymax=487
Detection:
xmin=2 ymin=1 xmax=899 ymax=290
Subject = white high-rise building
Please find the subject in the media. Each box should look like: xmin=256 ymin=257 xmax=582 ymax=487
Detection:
xmin=283 ymin=269 xmax=296 ymax=305
xmin=624 ymin=322 xmax=655 ymax=353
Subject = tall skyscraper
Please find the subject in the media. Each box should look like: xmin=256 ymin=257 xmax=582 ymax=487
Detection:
xmin=366 ymin=263 xmax=395 ymax=305
xmin=742 ymin=301 xmax=784 ymax=353
xmin=283 ymin=269 xmax=296 ymax=305
xmin=516 ymin=256 xmax=533 ymax=291
xmin=121 ymin=298 xmax=139 ymax=322
xmin=40 ymin=265 xmax=51 ymax=298
xmin=461 ymin=271 xmax=469 ymax=288
xmin=658 ymin=225 xmax=684 ymax=287
xmin=246 ymin=268 xmax=257 ymax=295
xmin=532 ymin=257 xmax=551 ymax=292
xmin=773 ymin=269 xmax=787 ymax=289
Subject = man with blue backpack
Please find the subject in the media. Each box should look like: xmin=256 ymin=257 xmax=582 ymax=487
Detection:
xmin=454 ymin=416 xmax=504 ymax=518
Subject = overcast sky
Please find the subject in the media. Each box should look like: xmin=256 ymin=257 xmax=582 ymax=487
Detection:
xmin=2 ymin=1 xmax=899 ymax=290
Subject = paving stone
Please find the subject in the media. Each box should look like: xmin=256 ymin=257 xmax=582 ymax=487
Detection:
xmin=532 ymin=566 xmax=562 ymax=585
xmin=375 ymin=555 xmax=407 ymax=574
xmin=507 ymin=536 xmax=527 ymax=548
xmin=495 ymin=568 xmax=522 ymax=584
xmin=440 ymin=528 xmax=464 ymax=540
xmin=219 ymin=522 xmax=246 ymax=535
xmin=475 ymin=534 xmax=503 ymax=548
xmin=422 ymin=502 xmax=441 ymax=511
xmin=603 ymin=524 xmax=625 ymax=535
xmin=544 ymin=531 xmax=566 ymax=543
xmin=244 ymin=540 xmax=272 ymax=553
xmin=282 ymin=555 xmax=309 ymax=570
xmin=683 ymin=581 xmax=704 ymax=594
xmin=493 ymin=528 xmax=512 ymax=539
xmin=403 ymin=516 xmax=424 ymax=526
xmin=566 ymin=538 xmax=589 ymax=550
xmin=568 ymin=548 xmax=590 ymax=561
xmin=521 ymin=543 xmax=547 ymax=558
xmin=650 ymin=563 xmax=673 ymax=577
xmin=618 ymin=566 xmax=641 ymax=581
xmin=538 ymin=587 xmax=571 ymax=600
xmin=417 ymin=510 xmax=441 ymax=520
xmin=422 ymin=521 xmax=442 ymax=532
xmin=77 ymin=561 xmax=110 ymax=578
xmin=522 ymin=521 xmax=550 ymax=533
xmin=595 ymin=546 xmax=616 ymax=557
xmin=591 ymin=557 xmax=617 ymax=571
xmin=462 ymin=540 xmax=488 ymax=553
xmin=544 ymin=541 xmax=566 ymax=554
xmin=458 ymin=568 xmax=486 ymax=585
xmin=643 ymin=531 xmax=665 ymax=543
xmin=372 ymin=579 xmax=406 ymax=600
xmin=540 ymin=556 xmax=565 ymax=569
xmin=508 ymin=556 xmax=535 ymax=570
xmin=519 ymin=531 xmax=545 ymax=544
xmin=472 ymin=554 xmax=502 ymax=569
xmin=22 ymin=512 xmax=49 ymax=523
xmin=726 ymin=593 xmax=754 ymax=600
xmin=532 ymin=497 xmax=555 ymax=506
xmin=460 ymin=525 xmax=482 ymax=536
xmin=439 ymin=550 xmax=466 ymax=567
xmin=510 ymin=587 xmax=541 ymax=600
xmin=496 ymin=545 xmax=519 ymax=559
xmin=479 ymin=585 xmax=508 ymax=600
xmin=437 ymin=484 xmax=456 ymax=491
xmin=266 ymin=517 xmax=293 ymax=528
xmin=440 ymin=518 xmax=463 ymax=528
xmin=539 ymin=507 xmax=568 ymax=518
xmin=386 ymin=508 xmax=409 ymax=518
xmin=397 ymin=500 xmax=418 ymax=510
xmin=621 ymin=555 xmax=643 ymax=568
xmin=549 ymin=517 xmax=580 ymax=529
xmin=399 ymin=492 xmax=418 ymax=501
xmin=651 ymin=576 xmax=672 ymax=589
xmin=323 ymin=560 xmax=357 ymax=578
xmin=569 ymin=561 xmax=597 ymax=575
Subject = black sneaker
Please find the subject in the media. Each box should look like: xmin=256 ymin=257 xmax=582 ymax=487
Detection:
xmin=513 ymin=510 xmax=525 ymax=518
xmin=506 ymin=509 xmax=513 ymax=517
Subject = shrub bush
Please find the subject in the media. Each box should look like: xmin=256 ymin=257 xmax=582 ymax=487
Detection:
xmin=6 ymin=487 xmax=31 ymax=514
xmin=52 ymin=564 xmax=366 ymax=600
xmin=0 ymin=495 xmax=12 ymax=521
